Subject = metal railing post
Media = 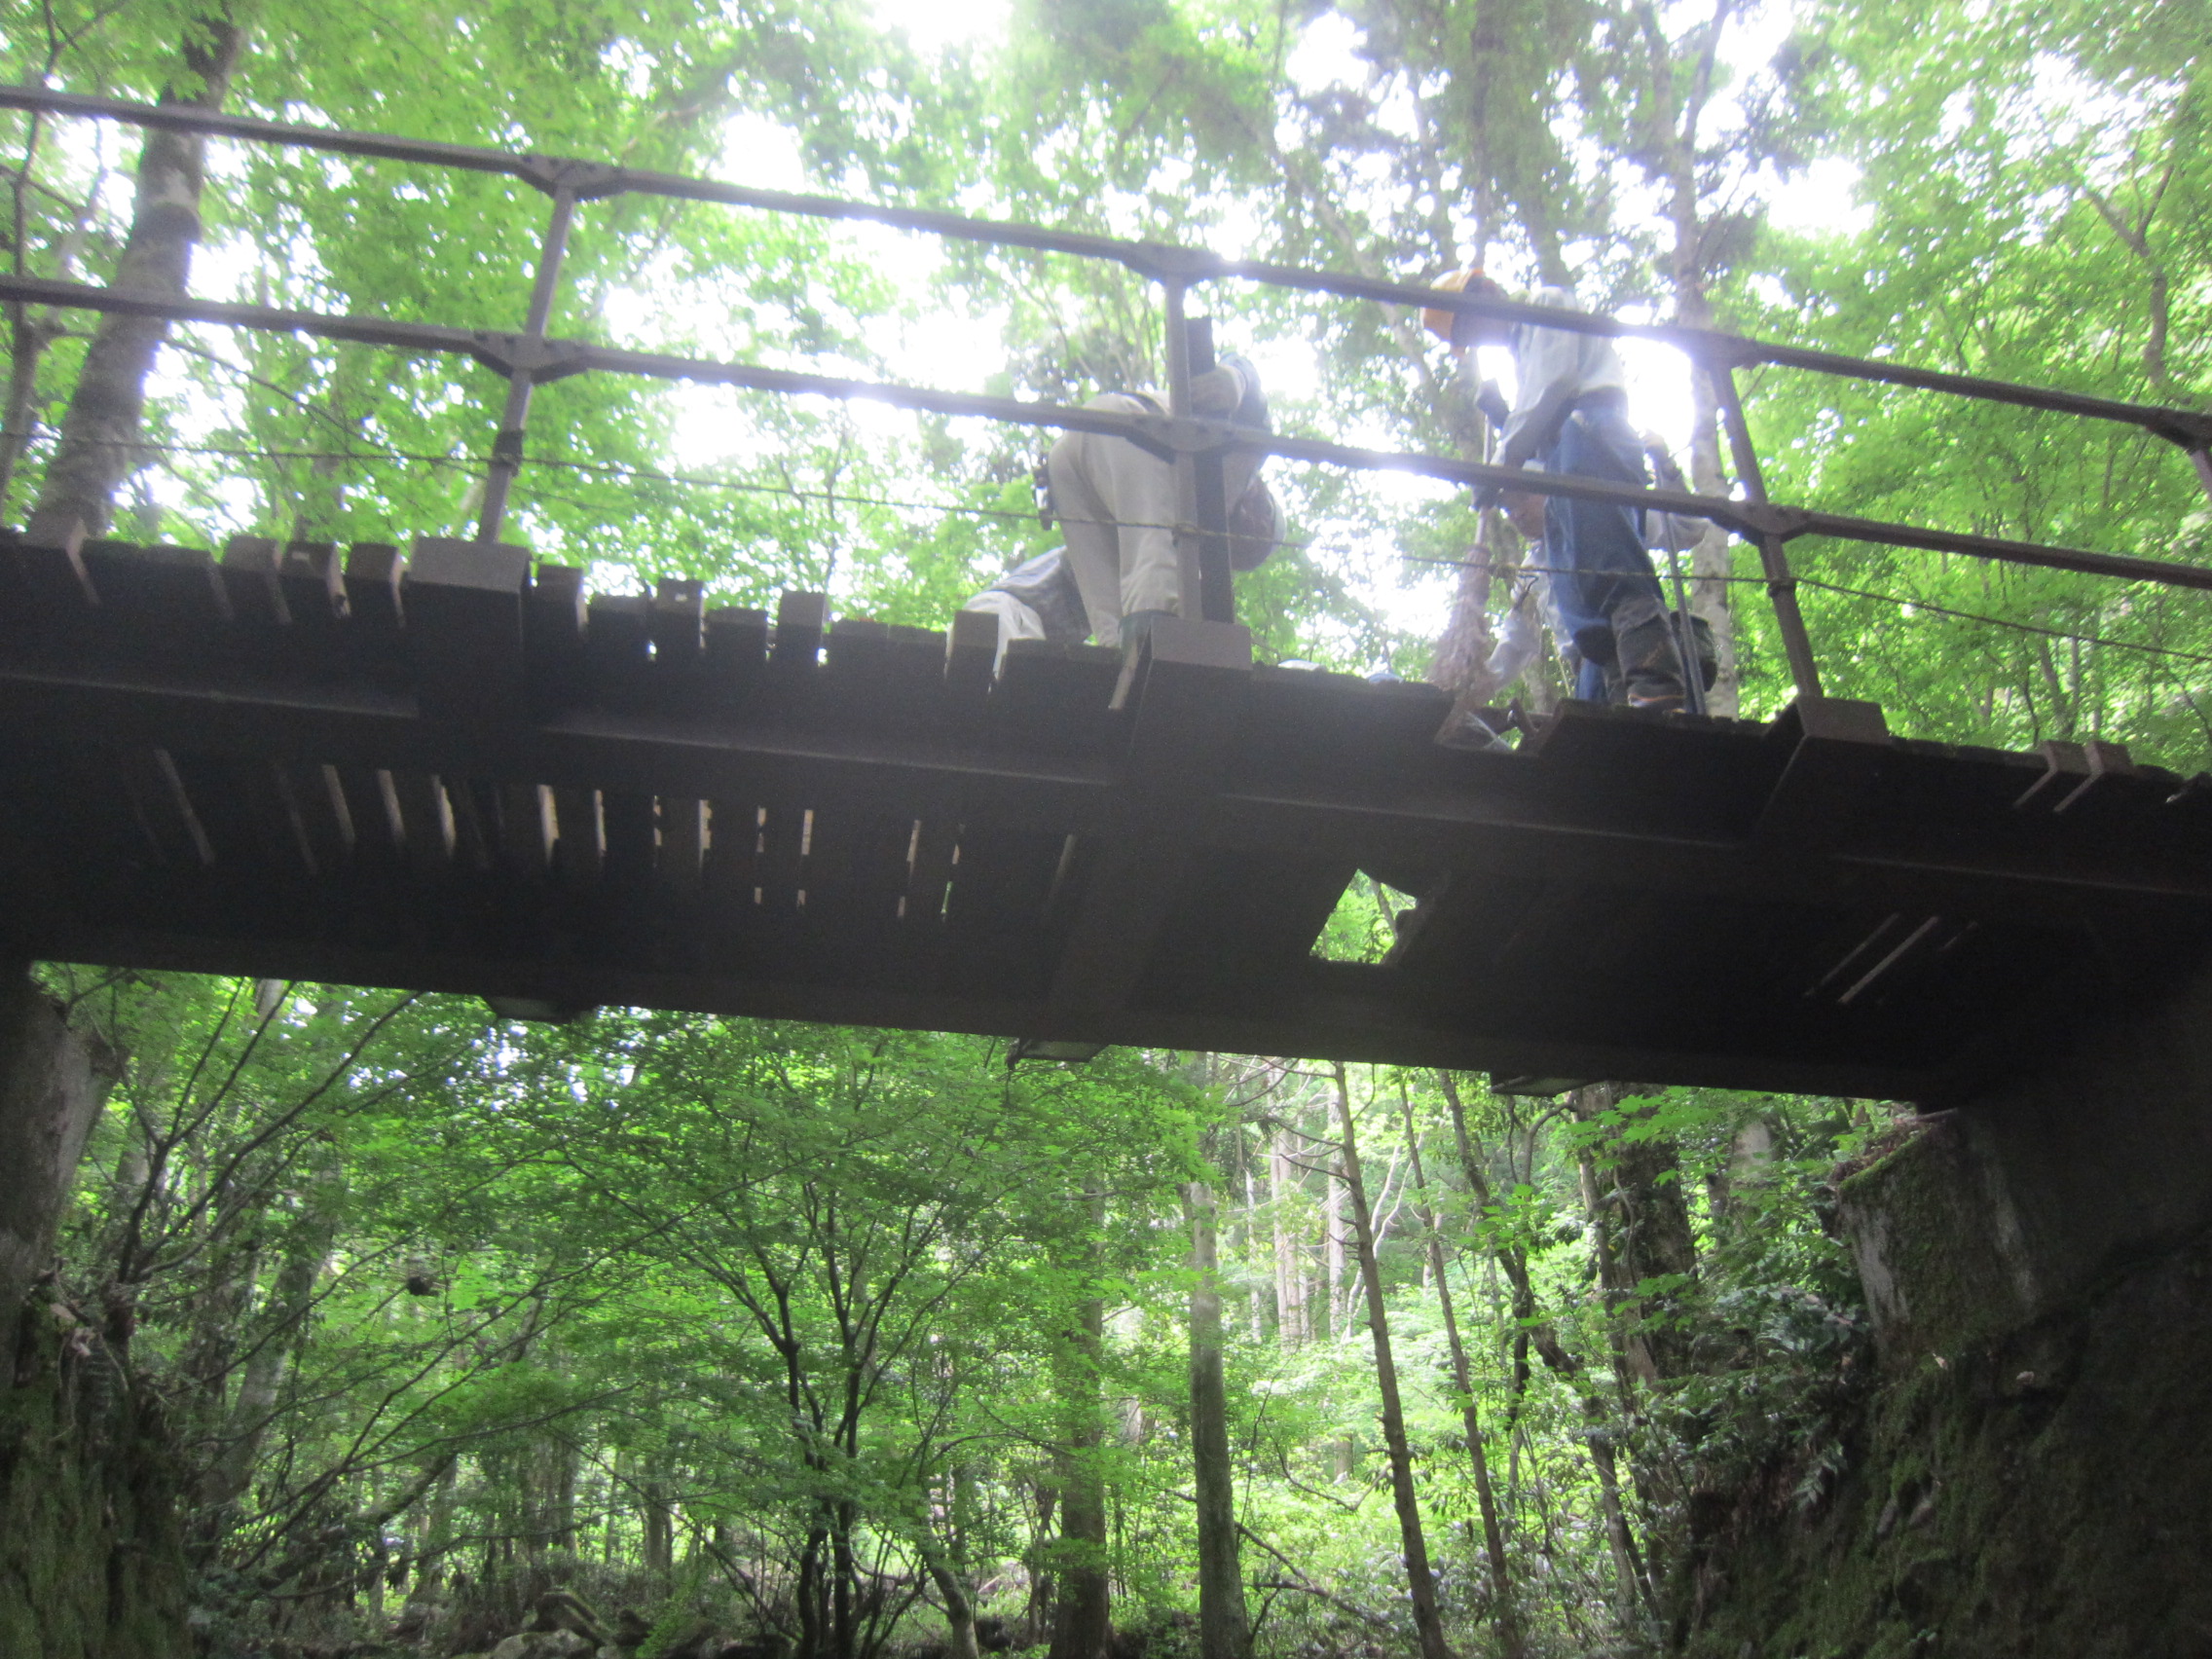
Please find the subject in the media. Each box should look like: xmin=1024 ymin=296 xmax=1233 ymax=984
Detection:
xmin=1183 ymin=315 xmax=1235 ymax=624
xmin=476 ymin=186 xmax=577 ymax=544
xmin=1160 ymin=280 xmax=1204 ymax=623
xmin=1713 ymin=361 xmax=1825 ymax=702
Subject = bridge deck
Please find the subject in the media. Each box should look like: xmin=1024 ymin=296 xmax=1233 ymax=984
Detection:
xmin=6 ymin=528 xmax=2209 ymax=1102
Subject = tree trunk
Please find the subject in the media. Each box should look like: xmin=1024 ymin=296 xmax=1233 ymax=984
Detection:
xmin=1330 ymin=1064 xmax=1452 ymax=1659
xmin=0 ymin=969 xmax=119 ymax=1379
xmin=1439 ymin=1071 xmax=1653 ymax=1632
xmin=1397 ymin=1092 xmax=1522 ymax=1659
xmin=1569 ymin=1084 xmax=1699 ymax=1382
xmin=1321 ymin=1138 xmax=1345 ymax=1343
xmin=921 ymin=1533 xmax=981 ymax=1659
xmin=26 ymin=13 xmax=246 ymax=543
xmin=1641 ymin=0 xmax=1741 ymax=716
xmin=1184 ymin=1181 xmax=1249 ymax=1659
xmin=644 ymin=1478 xmax=675 ymax=1575
xmin=1269 ymin=1125 xmax=1303 ymax=1346
xmin=201 ymin=1154 xmax=343 ymax=1516
xmin=1048 ymin=1190 xmax=1111 ymax=1659
xmin=1 ymin=171 xmax=105 ymax=515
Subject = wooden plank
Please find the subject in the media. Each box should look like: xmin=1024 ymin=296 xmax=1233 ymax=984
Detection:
xmin=88 ymin=542 xmax=230 ymax=664
xmin=600 ymin=790 xmax=656 ymax=888
xmin=704 ymin=606 xmax=768 ymax=716
xmin=526 ymin=562 xmax=588 ymax=710
xmin=904 ymin=818 xmax=958 ymax=926
xmin=795 ymin=800 xmax=861 ymax=914
xmin=704 ymin=798 xmax=758 ymax=903
xmin=279 ymin=541 xmax=348 ymax=674
xmin=553 ymin=786 xmax=602 ymax=886
xmin=0 ymin=527 xmax=29 ymax=647
xmin=388 ymin=770 xmax=455 ymax=874
xmin=657 ymin=794 xmax=704 ymax=891
xmin=15 ymin=517 xmax=98 ymax=642
xmin=343 ymin=542 xmax=408 ymax=687
xmin=114 ymin=748 xmax=212 ymax=867
xmin=1752 ymin=696 xmax=1894 ymax=852
xmin=404 ymin=537 xmax=530 ymax=719
xmin=499 ymin=781 xmax=553 ymax=879
xmin=772 ymin=590 xmax=829 ymax=669
xmin=220 ymin=535 xmax=291 ymax=632
xmin=344 ymin=542 xmax=406 ymax=628
xmin=585 ymin=593 xmax=651 ymax=712
xmin=445 ymin=777 xmax=498 ymax=872
xmin=335 ymin=766 xmax=403 ymax=862
xmin=989 ymin=640 xmax=1124 ymax=760
xmin=288 ymin=760 xmax=356 ymax=873
xmin=756 ymin=801 xmax=806 ymax=912
xmin=650 ymin=578 xmax=705 ymax=675
xmin=944 ymin=607 xmax=997 ymax=699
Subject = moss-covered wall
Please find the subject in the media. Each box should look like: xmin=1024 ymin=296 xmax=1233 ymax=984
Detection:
xmin=1679 ymin=1181 xmax=2212 ymax=1656
xmin=1676 ymin=962 xmax=2212 ymax=1657
xmin=0 ymin=1306 xmax=191 ymax=1659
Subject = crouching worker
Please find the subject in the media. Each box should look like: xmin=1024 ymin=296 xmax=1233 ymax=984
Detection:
xmin=1035 ymin=353 xmax=1279 ymax=651
xmin=1425 ymin=272 xmax=1696 ymax=712
xmin=965 ymin=358 xmax=1282 ymax=655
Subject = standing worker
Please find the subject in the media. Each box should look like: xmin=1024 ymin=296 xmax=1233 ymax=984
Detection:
xmin=1425 ymin=274 xmax=1695 ymax=712
xmin=1038 ymin=352 xmax=1277 ymax=650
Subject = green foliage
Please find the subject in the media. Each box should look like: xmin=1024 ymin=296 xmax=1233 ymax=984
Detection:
xmin=5 ymin=0 xmax=2202 ymax=1654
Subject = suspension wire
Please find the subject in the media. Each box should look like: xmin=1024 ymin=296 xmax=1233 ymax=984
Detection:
xmin=1393 ymin=555 xmax=2212 ymax=672
xmin=30 ymin=434 xmax=2212 ymax=673
xmin=33 ymin=436 xmax=1319 ymax=549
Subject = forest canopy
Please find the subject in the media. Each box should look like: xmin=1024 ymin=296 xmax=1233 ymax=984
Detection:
xmin=2 ymin=0 xmax=2207 ymax=1655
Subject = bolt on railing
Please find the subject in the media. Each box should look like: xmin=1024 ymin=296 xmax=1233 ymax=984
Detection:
xmin=6 ymin=81 xmax=2212 ymax=702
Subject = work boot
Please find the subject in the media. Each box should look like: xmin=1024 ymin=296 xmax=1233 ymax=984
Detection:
xmin=1608 ymin=595 xmax=1689 ymax=713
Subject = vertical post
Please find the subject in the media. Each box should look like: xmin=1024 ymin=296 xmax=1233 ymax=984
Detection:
xmin=1661 ymin=543 xmax=1707 ymax=718
xmin=1183 ymin=317 xmax=1236 ymax=625
xmin=476 ymin=187 xmax=579 ymax=544
xmin=1713 ymin=360 xmax=1824 ymax=702
xmin=1161 ymin=281 xmax=1205 ymax=623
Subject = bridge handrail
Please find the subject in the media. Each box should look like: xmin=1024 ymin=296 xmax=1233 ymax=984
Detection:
xmin=7 ymin=85 xmax=2209 ymax=449
xmin=7 ymin=82 xmax=2212 ymax=704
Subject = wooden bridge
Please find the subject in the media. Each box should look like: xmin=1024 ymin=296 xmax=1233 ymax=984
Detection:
xmin=6 ymin=524 xmax=2210 ymax=1102
xmin=7 ymin=86 xmax=2212 ymax=1101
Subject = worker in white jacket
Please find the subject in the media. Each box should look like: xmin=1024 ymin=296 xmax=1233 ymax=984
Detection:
xmin=1042 ymin=354 xmax=1275 ymax=650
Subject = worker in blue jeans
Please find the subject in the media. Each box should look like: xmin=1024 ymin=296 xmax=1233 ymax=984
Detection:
xmin=1426 ymin=273 xmax=1695 ymax=711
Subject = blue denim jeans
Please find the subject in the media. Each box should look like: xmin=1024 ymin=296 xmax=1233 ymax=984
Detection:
xmin=1540 ymin=395 xmax=1665 ymax=674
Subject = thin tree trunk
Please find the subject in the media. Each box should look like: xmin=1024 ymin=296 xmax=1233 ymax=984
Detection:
xmin=201 ymin=1154 xmax=343 ymax=1515
xmin=1269 ymin=1125 xmax=1302 ymax=1346
xmin=1048 ymin=1190 xmax=1112 ymax=1659
xmin=1184 ymin=1181 xmax=1249 ymax=1659
xmin=1241 ymin=1158 xmax=1266 ymax=1343
xmin=1397 ymin=1091 xmax=1522 ymax=1659
xmin=1330 ymin=1064 xmax=1451 ymax=1659
xmin=1321 ymin=1137 xmax=1345 ymax=1343
xmin=1439 ymin=1072 xmax=1654 ymax=1633
xmin=644 ymin=1478 xmax=675 ymax=1575
xmin=27 ymin=13 xmax=246 ymax=543
xmin=920 ymin=1535 xmax=981 ymax=1659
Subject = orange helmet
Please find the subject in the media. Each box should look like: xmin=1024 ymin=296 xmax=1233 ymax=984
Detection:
xmin=1422 ymin=268 xmax=1504 ymax=349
